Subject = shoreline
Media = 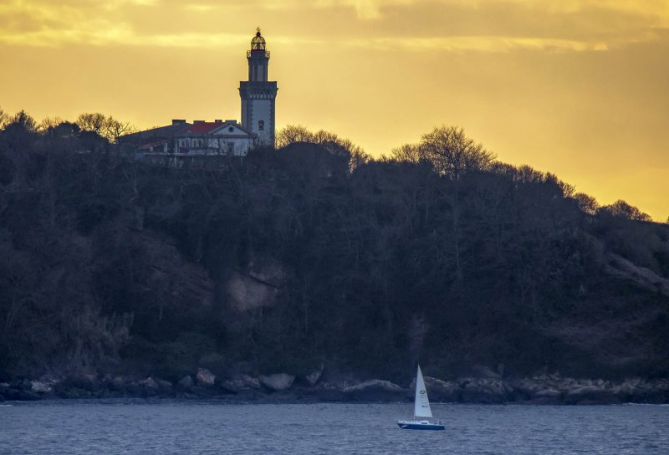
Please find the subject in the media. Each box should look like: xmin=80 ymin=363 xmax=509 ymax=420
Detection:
xmin=3 ymin=375 xmax=669 ymax=405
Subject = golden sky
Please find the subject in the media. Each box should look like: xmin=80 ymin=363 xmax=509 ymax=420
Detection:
xmin=1 ymin=0 xmax=668 ymax=220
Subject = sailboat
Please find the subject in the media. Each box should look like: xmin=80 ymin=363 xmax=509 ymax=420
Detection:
xmin=397 ymin=364 xmax=445 ymax=431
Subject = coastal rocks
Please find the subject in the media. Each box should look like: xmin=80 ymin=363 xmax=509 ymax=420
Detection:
xmin=260 ymin=373 xmax=295 ymax=392
xmin=0 ymin=381 xmax=40 ymax=401
xmin=178 ymin=375 xmax=195 ymax=389
xmin=196 ymin=368 xmax=216 ymax=386
xmin=139 ymin=377 xmax=159 ymax=390
xmin=342 ymin=379 xmax=406 ymax=402
xmin=2 ymin=371 xmax=668 ymax=404
xmin=53 ymin=374 xmax=102 ymax=398
xmin=31 ymin=377 xmax=58 ymax=394
xmin=137 ymin=377 xmax=173 ymax=396
xmin=304 ymin=364 xmax=325 ymax=386
xmin=220 ymin=374 xmax=261 ymax=393
xmin=460 ymin=378 xmax=512 ymax=404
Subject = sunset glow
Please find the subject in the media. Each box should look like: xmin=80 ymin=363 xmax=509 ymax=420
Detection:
xmin=1 ymin=0 xmax=668 ymax=219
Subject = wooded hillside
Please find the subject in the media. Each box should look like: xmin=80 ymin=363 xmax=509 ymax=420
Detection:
xmin=1 ymin=112 xmax=668 ymax=385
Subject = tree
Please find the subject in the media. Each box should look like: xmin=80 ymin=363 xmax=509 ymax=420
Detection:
xmin=0 ymin=107 xmax=8 ymax=130
xmin=598 ymin=200 xmax=651 ymax=222
xmin=7 ymin=110 xmax=37 ymax=133
xmin=276 ymin=125 xmax=314 ymax=147
xmin=76 ymin=113 xmax=107 ymax=135
xmin=419 ymin=126 xmax=495 ymax=179
xmin=103 ymin=118 xmax=136 ymax=143
xmin=389 ymin=143 xmax=423 ymax=164
xmin=276 ymin=124 xmax=367 ymax=170
xmin=38 ymin=117 xmax=65 ymax=133
xmin=75 ymin=113 xmax=136 ymax=143
xmin=412 ymin=127 xmax=495 ymax=285
xmin=573 ymin=192 xmax=599 ymax=215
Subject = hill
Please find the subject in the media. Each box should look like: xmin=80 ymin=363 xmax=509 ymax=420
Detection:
xmin=0 ymin=115 xmax=668 ymax=402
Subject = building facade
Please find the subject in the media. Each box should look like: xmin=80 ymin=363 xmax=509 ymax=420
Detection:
xmin=120 ymin=29 xmax=277 ymax=158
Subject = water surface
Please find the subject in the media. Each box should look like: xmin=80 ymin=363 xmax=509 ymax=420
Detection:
xmin=1 ymin=401 xmax=667 ymax=454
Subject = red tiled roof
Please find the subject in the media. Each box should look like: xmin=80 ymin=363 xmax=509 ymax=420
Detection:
xmin=188 ymin=122 xmax=223 ymax=135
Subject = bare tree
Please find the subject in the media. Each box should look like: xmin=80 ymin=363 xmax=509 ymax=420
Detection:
xmin=599 ymin=200 xmax=651 ymax=222
xmin=276 ymin=124 xmax=367 ymax=170
xmin=10 ymin=111 xmax=37 ymax=132
xmin=103 ymin=118 xmax=136 ymax=143
xmin=0 ymin=107 xmax=8 ymax=130
xmin=38 ymin=116 xmax=65 ymax=133
xmin=573 ymin=192 xmax=599 ymax=216
xmin=76 ymin=113 xmax=107 ymax=135
xmin=389 ymin=143 xmax=423 ymax=163
xmin=419 ymin=126 xmax=495 ymax=179
xmin=276 ymin=125 xmax=314 ymax=147
xmin=75 ymin=113 xmax=136 ymax=143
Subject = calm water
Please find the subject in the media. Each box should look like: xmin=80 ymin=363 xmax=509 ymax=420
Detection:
xmin=1 ymin=401 xmax=668 ymax=454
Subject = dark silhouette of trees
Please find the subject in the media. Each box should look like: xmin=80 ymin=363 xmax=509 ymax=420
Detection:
xmin=0 ymin=111 xmax=667 ymax=383
xmin=0 ymin=108 xmax=8 ymax=130
xmin=599 ymin=200 xmax=652 ymax=222
xmin=419 ymin=126 xmax=495 ymax=179
xmin=76 ymin=113 xmax=136 ymax=143
xmin=276 ymin=125 xmax=369 ymax=170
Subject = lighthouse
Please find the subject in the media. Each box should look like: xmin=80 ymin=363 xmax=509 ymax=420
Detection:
xmin=239 ymin=28 xmax=278 ymax=147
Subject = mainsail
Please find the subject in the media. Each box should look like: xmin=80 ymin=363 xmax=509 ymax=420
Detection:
xmin=413 ymin=364 xmax=433 ymax=418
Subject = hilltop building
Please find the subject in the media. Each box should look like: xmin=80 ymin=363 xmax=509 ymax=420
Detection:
xmin=120 ymin=29 xmax=278 ymax=160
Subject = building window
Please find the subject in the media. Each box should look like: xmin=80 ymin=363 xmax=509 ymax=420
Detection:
xmin=258 ymin=120 xmax=264 ymax=131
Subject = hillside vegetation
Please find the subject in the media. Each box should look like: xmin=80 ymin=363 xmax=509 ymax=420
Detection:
xmin=1 ymin=111 xmax=668 ymax=386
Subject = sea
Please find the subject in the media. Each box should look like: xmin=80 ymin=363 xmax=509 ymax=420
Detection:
xmin=1 ymin=401 xmax=668 ymax=454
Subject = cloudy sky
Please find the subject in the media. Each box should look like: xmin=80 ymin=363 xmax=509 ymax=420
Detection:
xmin=1 ymin=0 xmax=668 ymax=219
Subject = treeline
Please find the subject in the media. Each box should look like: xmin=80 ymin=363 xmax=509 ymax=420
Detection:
xmin=0 ymin=109 xmax=135 ymax=143
xmin=0 ymin=110 xmax=668 ymax=384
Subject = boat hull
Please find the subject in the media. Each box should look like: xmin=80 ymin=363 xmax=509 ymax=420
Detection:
xmin=397 ymin=420 xmax=445 ymax=431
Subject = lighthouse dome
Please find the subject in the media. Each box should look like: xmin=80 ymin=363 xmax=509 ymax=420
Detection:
xmin=251 ymin=28 xmax=266 ymax=51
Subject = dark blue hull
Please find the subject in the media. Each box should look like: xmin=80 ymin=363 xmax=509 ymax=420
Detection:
xmin=397 ymin=422 xmax=445 ymax=431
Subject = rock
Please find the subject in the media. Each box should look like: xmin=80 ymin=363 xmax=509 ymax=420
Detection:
xmin=196 ymin=368 xmax=216 ymax=386
xmin=564 ymin=382 xmax=618 ymax=404
xmin=459 ymin=378 xmax=510 ymax=403
xmin=30 ymin=380 xmax=53 ymax=394
xmin=220 ymin=374 xmax=261 ymax=392
xmin=140 ymin=377 xmax=159 ymax=389
xmin=305 ymin=364 xmax=325 ymax=386
xmin=53 ymin=374 xmax=104 ymax=398
xmin=471 ymin=365 xmax=501 ymax=379
xmin=138 ymin=377 xmax=160 ymax=397
xmin=343 ymin=379 xmax=407 ymax=402
xmin=140 ymin=377 xmax=158 ymax=388
xmin=155 ymin=378 xmax=173 ymax=391
xmin=344 ymin=379 xmax=404 ymax=393
xmin=178 ymin=375 xmax=194 ymax=389
xmin=260 ymin=373 xmax=295 ymax=392
xmin=105 ymin=376 xmax=130 ymax=393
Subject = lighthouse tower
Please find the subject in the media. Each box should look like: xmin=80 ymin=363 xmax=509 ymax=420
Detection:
xmin=239 ymin=28 xmax=278 ymax=147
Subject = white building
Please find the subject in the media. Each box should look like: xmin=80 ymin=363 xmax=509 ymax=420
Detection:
xmin=121 ymin=29 xmax=278 ymax=158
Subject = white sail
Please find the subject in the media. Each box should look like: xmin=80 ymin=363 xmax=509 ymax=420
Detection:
xmin=413 ymin=364 xmax=433 ymax=418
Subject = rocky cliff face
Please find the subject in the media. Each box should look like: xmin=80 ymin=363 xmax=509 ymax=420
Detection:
xmin=226 ymin=259 xmax=286 ymax=311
